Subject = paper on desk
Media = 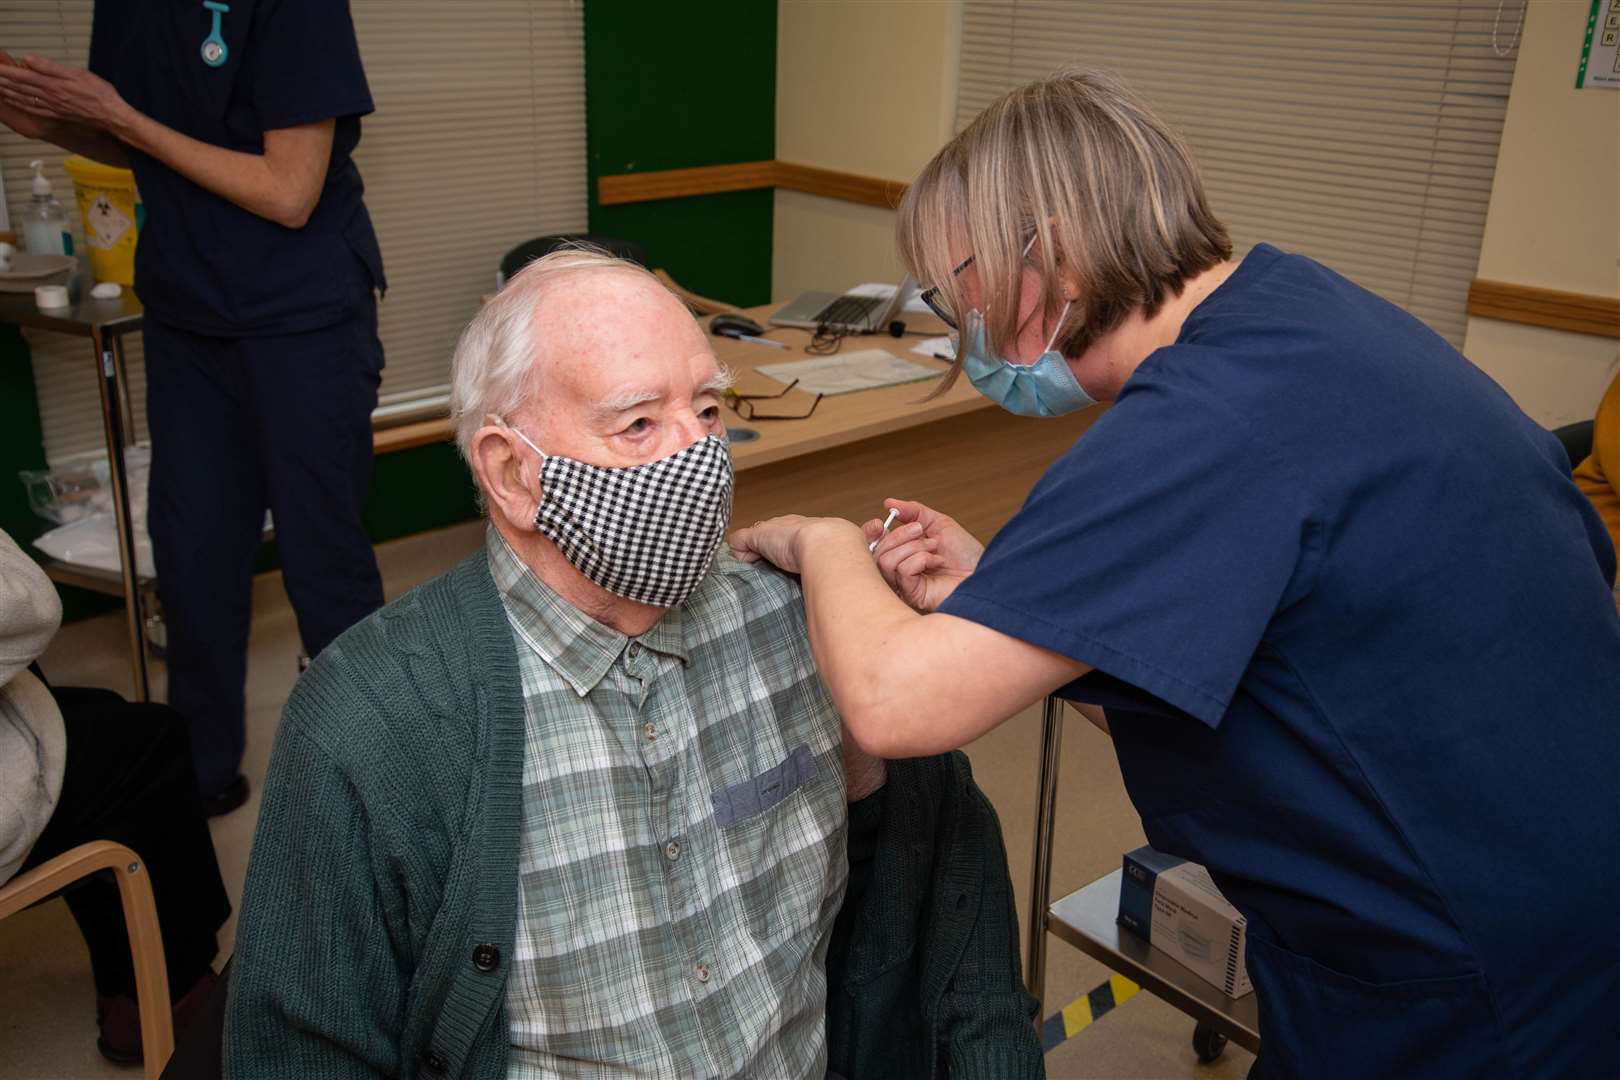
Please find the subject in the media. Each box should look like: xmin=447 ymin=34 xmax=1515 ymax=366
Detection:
xmin=756 ymin=349 xmax=943 ymax=396
xmin=911 ymin=335 xmax=955 ymax=360
xmin=846 ymin=281 xmax=932 ymax=315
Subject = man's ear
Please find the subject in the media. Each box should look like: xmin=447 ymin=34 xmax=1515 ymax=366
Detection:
xmin=469 ymin=424 xmax=540 ymax=529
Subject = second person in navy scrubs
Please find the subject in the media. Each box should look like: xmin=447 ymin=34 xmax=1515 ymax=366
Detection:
xmin=0 ymin=0 xmax=387 ymax=815
xmin=731 ymin=71 xmax=1620 ymax=1078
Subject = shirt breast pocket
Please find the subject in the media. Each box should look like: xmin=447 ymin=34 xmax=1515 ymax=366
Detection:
xmin=714 ymin=744 xmax=830 ymax=941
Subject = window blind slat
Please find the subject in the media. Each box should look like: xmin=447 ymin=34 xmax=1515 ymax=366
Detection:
xmin=957 ymin=0 xmax=1516 ymax=350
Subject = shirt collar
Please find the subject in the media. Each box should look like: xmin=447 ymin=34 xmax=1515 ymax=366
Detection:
xmin=485 ymin=527 xmax=689 ymax=696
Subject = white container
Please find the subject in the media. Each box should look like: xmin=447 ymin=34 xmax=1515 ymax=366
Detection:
xmin=1119 ymin=845 xmax=1254 ymax=998
xmin=21 ymin=160 xmax=71 ymax=257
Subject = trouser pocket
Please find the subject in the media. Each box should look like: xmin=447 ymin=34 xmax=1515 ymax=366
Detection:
xmin=1245 ymin=934 xmax=1508 ymax=1079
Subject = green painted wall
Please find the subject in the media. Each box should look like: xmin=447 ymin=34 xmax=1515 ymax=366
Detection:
xmin=584 ymin=0 xmax=777 ymax=307
xmin=10 ymin=0 xmax=779 ymax=619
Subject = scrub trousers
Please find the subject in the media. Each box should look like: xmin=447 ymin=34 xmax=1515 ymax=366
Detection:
xmin=143 ymin=300 xmax=385 ymax=799
xmin=17 ymin=685 xmax=230 ymax=1002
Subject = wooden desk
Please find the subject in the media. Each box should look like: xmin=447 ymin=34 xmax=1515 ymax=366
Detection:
xmin=713 ymin=304 xmax=1102 ymax=541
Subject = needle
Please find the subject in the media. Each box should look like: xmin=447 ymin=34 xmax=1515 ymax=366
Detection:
xmin=868 ymin=508 xmax=900 ymax=553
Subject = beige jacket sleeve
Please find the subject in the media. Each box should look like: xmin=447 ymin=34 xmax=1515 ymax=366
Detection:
xmin=0 ymin=529 xmax=66 ymax=885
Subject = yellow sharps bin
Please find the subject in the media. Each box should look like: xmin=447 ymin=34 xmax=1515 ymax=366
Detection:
xmin=63 ymin=155 xmax=140 ymax=285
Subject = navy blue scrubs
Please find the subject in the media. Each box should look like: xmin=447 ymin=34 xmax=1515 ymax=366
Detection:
xmin=941 ymin=245 xmax=1620 ymax=1077
xmin=89 ymin=0 xmax=386 ymax=799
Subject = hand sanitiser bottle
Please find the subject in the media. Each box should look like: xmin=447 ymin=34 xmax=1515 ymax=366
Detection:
xmin=22 ymin=160 xmax=72 ymax=257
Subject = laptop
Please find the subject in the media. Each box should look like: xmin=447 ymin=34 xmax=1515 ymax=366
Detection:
xmin=768 ymin=276 xmax=918 ymax=333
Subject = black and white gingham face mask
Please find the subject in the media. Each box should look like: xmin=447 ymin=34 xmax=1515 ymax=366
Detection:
xmin=508 ymin=427 xmax=734 ymax=608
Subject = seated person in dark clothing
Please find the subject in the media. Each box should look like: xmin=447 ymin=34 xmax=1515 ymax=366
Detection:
xmin=827 ymin=752 xmax=1043 ymax=1080
xmin=1 ymin=527 xmax=231 ymax=1065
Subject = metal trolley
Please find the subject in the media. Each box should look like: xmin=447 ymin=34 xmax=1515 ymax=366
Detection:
xmin=1025 ymin=695 xmax=1261 ymax=1064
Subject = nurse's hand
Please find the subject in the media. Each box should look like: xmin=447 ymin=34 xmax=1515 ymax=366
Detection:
xmin=729 ymin=514 xmax=838 ymax=574
xmin=0 ymin=55 xmax=133 ymax=135
xmin=0 ymin=54 xmax=54 ymax=141
xmin=864 ymin=498 xmax=983 ymax=612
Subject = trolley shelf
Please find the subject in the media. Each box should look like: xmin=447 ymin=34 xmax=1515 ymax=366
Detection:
xmin=1047 ymin=868 xmax=1261 ymax=1054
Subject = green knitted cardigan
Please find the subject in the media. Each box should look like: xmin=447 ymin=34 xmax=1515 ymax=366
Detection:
xmin=226 ymin=552 xmax=525 ymax=1079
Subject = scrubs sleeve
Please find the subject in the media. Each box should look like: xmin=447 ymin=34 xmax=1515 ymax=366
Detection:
xmin=939 ymin=373 xmax=1321 ymax=728
xmin=248 ymin=0 xmax=374 ymax=132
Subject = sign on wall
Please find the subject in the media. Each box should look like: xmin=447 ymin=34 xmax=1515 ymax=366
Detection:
xmin=1576 ymin=0 xmax=1620 ymax=88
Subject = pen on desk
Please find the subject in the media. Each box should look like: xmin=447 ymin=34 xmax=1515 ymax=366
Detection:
xmin=868 ymin=508 xmax=901 ymax=553
xmin=733 ymin=333 xmax=789 ymax=349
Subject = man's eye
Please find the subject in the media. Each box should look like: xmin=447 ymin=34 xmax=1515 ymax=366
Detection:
xmin=699 ymin=405 xmax=721 ymax=423
xmin=624 ymin=417 xmax=652 ymax=436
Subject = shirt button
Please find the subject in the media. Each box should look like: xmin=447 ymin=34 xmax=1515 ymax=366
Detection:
xmin=423 ymin=1049 xmax=449 ymax=1073
xmin=643 ymin=722 xmax=657 ymax=741
xmin=628 ymin=642 xmax=641 ymax=659
xmin=471 ymin=943 xmax=501 ymax=972
xmin=694 ymin=963 xmax=710 ymax=984
xmin=664 ymin=839 xmax=681 ymax=861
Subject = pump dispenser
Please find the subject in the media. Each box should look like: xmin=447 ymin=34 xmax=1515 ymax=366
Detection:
xmin=22 ymin=160 xmax=71 ymax=257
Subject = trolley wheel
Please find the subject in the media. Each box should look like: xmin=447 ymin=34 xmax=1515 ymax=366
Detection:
xmin=1193 ymin=1021 xmax=1228 ymax=1063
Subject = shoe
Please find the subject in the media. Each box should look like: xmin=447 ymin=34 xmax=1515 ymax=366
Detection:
xmin=95 ymin=994 xmax=141 ymax=1065
xmin=95 ymin=970 xmax=219 ymax=1065
xmin=202 ymin=774 xmax=249 ymax=817
xmin=171 ymin=969 xmax=219 ymax=1044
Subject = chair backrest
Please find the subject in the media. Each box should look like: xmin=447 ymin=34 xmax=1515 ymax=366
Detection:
xmin=1552 ymin=420 xmax=1596 ymax=473
xmin=498 ymin=234 xmax=649 ymax=285
xmin=0 ymin=840 xmax=173 ymax=1079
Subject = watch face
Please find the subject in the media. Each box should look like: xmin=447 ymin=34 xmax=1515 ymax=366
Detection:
xmin=201 ymin=39 xmax=226 ymax=66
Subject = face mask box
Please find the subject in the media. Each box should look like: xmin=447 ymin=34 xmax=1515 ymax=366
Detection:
xmin=1118 ymin=845 xmax=1254 ymax=999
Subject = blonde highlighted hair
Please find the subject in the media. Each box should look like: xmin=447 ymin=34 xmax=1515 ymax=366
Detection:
xmin=898 ymin=69 xmax=1229 ymax=391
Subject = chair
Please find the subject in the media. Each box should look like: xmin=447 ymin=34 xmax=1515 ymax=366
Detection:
xmin=498 ymin=234 xmax=742 ymax=317
xmin=1552 ymin=420 xmax=1595 ymax=472
xmin=0 ymin=840 xmax=174 ymax=1079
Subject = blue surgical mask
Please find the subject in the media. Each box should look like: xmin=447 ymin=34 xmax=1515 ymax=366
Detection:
xmin=960 ymin=303 xmax=1096 ymax=417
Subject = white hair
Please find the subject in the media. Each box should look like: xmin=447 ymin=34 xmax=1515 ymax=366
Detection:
xmin=448 ymin=244 xmax=662 ymax=462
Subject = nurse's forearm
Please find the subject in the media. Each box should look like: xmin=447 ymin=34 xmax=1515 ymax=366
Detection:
xmin=793 ymin=519 xmax=1091 ymax=756
xmin=40 ymin=121 xmax=128 ymax=167
xmin=106 ymin=105 xmax=332 ymax=229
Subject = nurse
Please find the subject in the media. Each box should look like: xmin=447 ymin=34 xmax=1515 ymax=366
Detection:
xmin=731 ymin=71 xmax=1620 ymax=1077
xmin=0 ymin=1 xmax=386 ymax=815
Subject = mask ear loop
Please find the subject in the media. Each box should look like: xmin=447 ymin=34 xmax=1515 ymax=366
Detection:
xmin=495 ymin=416 xmax=548 ymax=461
xmin=1043 ymin=300 xmax=1073 ymax=356
xmin=493 ymin=417 xmax=549 ymax=527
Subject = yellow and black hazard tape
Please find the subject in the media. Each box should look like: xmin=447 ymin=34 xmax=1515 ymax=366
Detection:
xmin=1041 ymin=974 xmax=1141 ymax=1053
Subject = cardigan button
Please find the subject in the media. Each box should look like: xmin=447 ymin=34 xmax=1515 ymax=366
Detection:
xmin=423 ymin=1049 xmax=448 ymax=1073
xmin=472 ymin=942 xmax=501 ymax=972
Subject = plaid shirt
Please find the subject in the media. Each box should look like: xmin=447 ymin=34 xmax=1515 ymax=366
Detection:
xmin=488 ymin=530 xmax=847 ymax=1079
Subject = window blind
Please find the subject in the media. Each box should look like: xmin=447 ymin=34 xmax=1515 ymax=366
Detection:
xmin=957 ymin=0 xmax=1520 ymax=349
xmin=1 ymin=0 xmax=587 ymax=463
xmin=0 ymin=1 xmax=142 ymax=463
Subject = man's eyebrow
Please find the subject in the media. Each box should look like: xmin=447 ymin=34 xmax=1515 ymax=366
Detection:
xmin=699 ymin=368 xmax=737 ymax=395
xmin=591 ymin=370 xmax=735 ymax=420
xmin=593 ymin=389 xmax=662 ymax=419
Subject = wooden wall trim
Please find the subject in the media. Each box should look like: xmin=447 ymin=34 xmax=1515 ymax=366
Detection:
xmin=597 ymin=160 xmax=777 ymax=205
xmin=596 ymin=160 xmax=910 ymax=211
xmin=373 ymin=416 xmax=451 ymax=454
xmin=1466 ymin=279 xmax=1620 ymax=339
xmin=772 ymin=161 xmax=908 ymax=209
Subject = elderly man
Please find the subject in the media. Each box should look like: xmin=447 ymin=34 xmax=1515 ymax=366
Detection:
xmin=225 ymin=249 xmax=858 ymax=1078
